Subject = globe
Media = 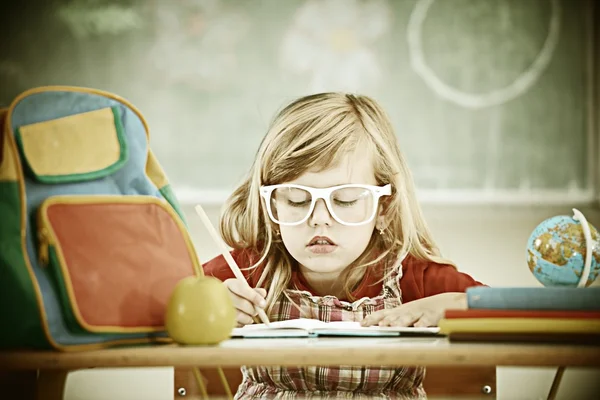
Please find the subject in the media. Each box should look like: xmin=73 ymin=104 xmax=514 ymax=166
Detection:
xmin=526 ymin=209 xmax=600 ymax=287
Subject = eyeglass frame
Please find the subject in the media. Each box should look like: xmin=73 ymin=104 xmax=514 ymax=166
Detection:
xmin=259 ymin=183 xmax=392 ymax=226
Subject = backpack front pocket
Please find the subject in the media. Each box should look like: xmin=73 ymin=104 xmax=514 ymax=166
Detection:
xmin=37 ymin=195 xmax=200 ymax=335
xmin=15 ymin=106 xmax=128 ymax=184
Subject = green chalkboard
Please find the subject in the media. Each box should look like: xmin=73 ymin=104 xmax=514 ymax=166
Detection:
xmin=0 ymin=0 xmax=593 ymax=203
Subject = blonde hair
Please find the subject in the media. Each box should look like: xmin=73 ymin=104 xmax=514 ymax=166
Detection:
xmin=220 ymin=93 xmax=455 ymax=313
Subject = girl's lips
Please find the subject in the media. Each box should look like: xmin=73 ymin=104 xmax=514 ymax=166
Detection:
xmin=307 ymin=244 xmax=337 ymax=254
xmin=306 ymin=236 xmax=337 ymax=254
xmin=307 ymin=235 xmax=336 ymax=246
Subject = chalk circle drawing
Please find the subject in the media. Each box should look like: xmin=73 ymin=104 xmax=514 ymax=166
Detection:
xmin=407 ymin=0 xmax=561 ymax=109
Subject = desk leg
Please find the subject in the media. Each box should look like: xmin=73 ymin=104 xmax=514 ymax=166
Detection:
xmin=546 ymin=366 xmax=565 ymax=400
xmin=36 ymin=370 xmax=69 ymax=400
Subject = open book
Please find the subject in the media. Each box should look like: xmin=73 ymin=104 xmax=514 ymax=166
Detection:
xmin=230 ymin=318 xmax=441 ymax=338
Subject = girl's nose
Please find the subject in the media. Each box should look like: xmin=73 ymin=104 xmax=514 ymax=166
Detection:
xmin=309 ymin=199 xmax=333 ymax=227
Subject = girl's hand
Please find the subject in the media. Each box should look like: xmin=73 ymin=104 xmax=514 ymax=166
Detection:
xmin=223 ymin=278 xmax=268 ymax=327
xmin=361 ymin=292 xmax=467 ymax=328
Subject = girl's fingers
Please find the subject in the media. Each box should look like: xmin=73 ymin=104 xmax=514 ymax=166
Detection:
xmin=232 ymin=295 xmax=256 ymax=316
xmin=223 ymin=279 xmax=270 ymax=327
xmin=361 ymin=309 xmax=389 ymax=326
xmin=236 ymin=312 xmax=255 ymax=326
xmin=380 ymin=312 xmax=422 ymax=327
xmin=413 ymin=317 xmax=433 ymax=328
xmin=225 ymin=279 xmax=268 ymax=308
xmin=414 ymin=311 xmax=442 ymax=327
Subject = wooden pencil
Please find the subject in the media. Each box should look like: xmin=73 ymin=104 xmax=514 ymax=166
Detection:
xmin=194 ymin=205 xmax=271 ymax=327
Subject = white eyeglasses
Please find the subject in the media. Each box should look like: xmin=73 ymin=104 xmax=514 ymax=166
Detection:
xmin=259 ymin=183 xmax=392 ymax=226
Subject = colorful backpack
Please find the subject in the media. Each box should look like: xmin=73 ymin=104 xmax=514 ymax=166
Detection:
xmin=0 ymin=86 xmax=201 ymax=351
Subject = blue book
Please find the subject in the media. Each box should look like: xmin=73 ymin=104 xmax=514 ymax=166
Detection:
xmin=466 ymin=286 xmax=600 ymax=311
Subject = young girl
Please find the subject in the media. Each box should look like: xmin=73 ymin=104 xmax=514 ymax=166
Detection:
xmin=203 ymin=93 xmax=485 ymax=399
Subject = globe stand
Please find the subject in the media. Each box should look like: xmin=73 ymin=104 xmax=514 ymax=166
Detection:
xmin=572 ymin=208 xmax=593 ymax=288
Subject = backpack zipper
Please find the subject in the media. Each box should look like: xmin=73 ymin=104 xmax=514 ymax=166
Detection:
xmin=37 ymin=203 xmax=54 ymax=266
xmin=37 ymin=227 xmax=51 ymax=266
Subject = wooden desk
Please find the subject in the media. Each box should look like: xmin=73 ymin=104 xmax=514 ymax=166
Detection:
xmin=1 ymin=337 xmax=599 ymax=399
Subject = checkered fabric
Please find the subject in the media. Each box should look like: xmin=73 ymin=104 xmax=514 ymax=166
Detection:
xmin=234 ymin=260 xmax=427 ymax=399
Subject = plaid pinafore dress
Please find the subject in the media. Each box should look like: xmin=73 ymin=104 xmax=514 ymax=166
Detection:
xmin=234 ymin=259 xmax=427 ymax=399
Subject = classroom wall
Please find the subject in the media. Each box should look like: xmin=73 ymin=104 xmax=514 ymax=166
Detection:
xmin=62 ymin=203 xmax=600 ymax=400
xmin=0 ymin=0 xmax=595 ymax=201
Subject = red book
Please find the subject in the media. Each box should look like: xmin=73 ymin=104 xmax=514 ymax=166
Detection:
xmin=444 ymin=309 xmax=600 ymax=319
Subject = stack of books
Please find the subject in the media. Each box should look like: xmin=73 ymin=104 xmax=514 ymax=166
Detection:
xmin=438 ymin=286 xmax=600 ymax=344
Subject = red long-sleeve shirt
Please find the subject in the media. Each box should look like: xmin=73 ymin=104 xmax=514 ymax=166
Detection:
xmin=202 ymin=249 xmax=485 ymax=302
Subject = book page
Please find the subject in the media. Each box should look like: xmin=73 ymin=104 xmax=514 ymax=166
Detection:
xmin=230 ymin=318 xmax=319 ymax=338
xmin=231 ymin=318 xmax=440 ymax=338
xmin=236 ymin=318 xmax=333 ymax=332
xmin=316 ymin=324 xmax=440 ymax=334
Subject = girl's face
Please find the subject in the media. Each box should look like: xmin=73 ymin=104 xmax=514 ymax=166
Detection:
xmin=276 ymin=148 xmax=382 ymax=277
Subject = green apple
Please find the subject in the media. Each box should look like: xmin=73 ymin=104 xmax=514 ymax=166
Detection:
xmin=165 ymin=275 xmax=236 ymax=345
